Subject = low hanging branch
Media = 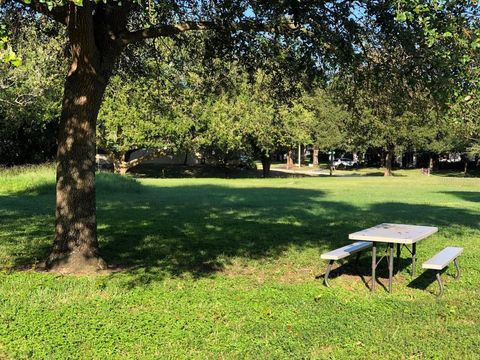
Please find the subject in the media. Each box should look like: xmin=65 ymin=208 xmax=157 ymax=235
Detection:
xmin=18 ymin=1 xmax=312 ymax=47
xmin=119 ymin=19 xmax=309 ymax=44
xmin=110 ymin=148 xmax=169 ymax=175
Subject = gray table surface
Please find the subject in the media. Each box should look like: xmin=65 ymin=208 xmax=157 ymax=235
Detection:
xmin=349 ymin=223 xmax=438 ymax=244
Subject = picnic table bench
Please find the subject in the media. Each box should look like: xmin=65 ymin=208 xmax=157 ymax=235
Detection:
xmin=320 ymin=241 xmax=372 ymax=287
xmin=422 ymin=246 xmax=463 ymax=298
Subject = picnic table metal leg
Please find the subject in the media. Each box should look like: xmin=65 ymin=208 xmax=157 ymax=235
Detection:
xmin=412 ymin=243 xmax=417 ymax=277
xmin=371 ymin=243 xmax=376 ymax=292
xmin=435 ymin=271 xmax=444 ymax=298
xmin=454 ymin=258 xmax=461 ymax=280
xmin=388 ymin=243 xmax=394 ymax=293
xmin=324 ymin=260 xmax=334 ymax=288
xmin=396 ymin=243 xmax=401 ymax=273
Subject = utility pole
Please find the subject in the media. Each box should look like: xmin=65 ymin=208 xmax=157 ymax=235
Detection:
xmin=298 ymin=144 xmax=301 ymax=167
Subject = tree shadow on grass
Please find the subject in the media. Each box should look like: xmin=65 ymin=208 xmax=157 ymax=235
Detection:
xmin=406 ymin=268 xmax=463 ymax=298
xmin=97 ymin=185 xmax=479 ymax=287
xmin=1 ymin=175 xmax=479 ymax=289
xmin=317 ymin=253 xmax=419 ymax=291
xmin=0 ymin=193 xmax=54 ymax=268
xmin=441 ymin=191 xmax=480 ymax=203
xmin=407 ymin=269 xmax=441 ymax=293
xmin=431 ymin=169 xmax=480 ymax=178
xmin=129 ymin=163 xmax=313 ymax=179
xmin=97 ymin=185 xmax=343 ymax=282
xmin=368 ymin=201 xmax=480 ymax=229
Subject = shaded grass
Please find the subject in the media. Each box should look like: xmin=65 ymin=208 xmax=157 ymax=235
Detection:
xmin=0 ymin=166 xmax=479 ymax=359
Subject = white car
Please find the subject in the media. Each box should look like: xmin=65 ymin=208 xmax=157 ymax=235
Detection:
xmin=333 ymin=157 xmax=358 ymax=168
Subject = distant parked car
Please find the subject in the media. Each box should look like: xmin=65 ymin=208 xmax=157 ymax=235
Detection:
xmin=333 ymin=157 xmax=358 ymax=169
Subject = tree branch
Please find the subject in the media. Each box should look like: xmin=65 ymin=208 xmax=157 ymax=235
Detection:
xmin=14 ymin=0 xmax=68 ymax=25
xmin=126 ymin=148 xmax=169 ymax=168
xmin=119 ymin=19 xmax=310 ymax=45
xmin=109 ymin=148 xmax=171 ymax=171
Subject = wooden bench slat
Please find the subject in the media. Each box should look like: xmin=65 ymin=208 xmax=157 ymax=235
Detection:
xmin=422 ymin=247 xmax=463 ymax=270
xmin=321 ymin=241 xmax=372 ymax=261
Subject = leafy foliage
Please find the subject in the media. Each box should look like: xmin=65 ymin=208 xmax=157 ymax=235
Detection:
xmin=98 ymin=73 xmax=195 ymax=170
xmin=395 ymin=0 xmax=480 ymax=160
xmin=0 ymin=22 xmax=65 ymax=165
xmin=0 ymin=23 xmax=20 ymax=66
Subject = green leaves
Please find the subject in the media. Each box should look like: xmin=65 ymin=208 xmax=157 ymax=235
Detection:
xmin=0 ymin=23 xmax=66 ymax=165
xmin=395 ymin=12 xmax=408 ymax=22
xmin=0 ymin=24 xmax=21 ymax=66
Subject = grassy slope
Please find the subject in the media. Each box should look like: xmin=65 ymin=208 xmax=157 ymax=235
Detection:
xmin=0 ymin=165 xmax=479 ymax=359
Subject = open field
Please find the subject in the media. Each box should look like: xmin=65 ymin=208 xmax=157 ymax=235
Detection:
xmin=0 ymin=165 xmax=479 ymax=359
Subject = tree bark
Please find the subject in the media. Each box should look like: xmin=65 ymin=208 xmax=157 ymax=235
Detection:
xmin=384 ymin=146 xmax=394 ymax=177
xmin=261 ymin=153 xmax=271 ymax=177
xmin=46 ymin=2 xmax=124 ymax=272
xmin=312 ymin=145 xmax=319 ymax=166
xmin=286 ymin=150 xmax=294 ymax=169
xmin=113 ymin=153 xmax=130 ymax=175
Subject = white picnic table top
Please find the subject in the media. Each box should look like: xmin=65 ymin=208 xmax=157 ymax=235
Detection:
xmin=348 ymin=223 xmax=438 ymax=244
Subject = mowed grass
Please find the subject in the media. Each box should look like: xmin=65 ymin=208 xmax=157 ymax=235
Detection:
xmin=0 ymin=165 xmax=479 ymax=359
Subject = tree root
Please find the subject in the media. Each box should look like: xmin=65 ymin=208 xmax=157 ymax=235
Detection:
xmin=45 ymin=249 xmax=108 ymax=274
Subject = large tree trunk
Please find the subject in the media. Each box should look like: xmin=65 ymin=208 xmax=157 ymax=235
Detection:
xmin=384 ymin=146 xmax=394 ymax=177
xmin=312 ymin=145 xmax=319 ymax=166
xmin=261 ymin=153 xmax=271 ymax=177
xmin=463 ymin=156 xmax=468 ymax=176
xmin=46 ymin=2 xmax=124 ymax=272
xmin=113 ymin=152 xmax=130 ymax=176
xmin=431 ymin=153 xmax=439 ymax=171
xmin=286 ymin=150 xmax=294 ymax=169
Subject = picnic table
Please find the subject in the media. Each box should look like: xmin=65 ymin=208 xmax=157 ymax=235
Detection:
xmin=349 ymin=223 xmax=438 ymax=292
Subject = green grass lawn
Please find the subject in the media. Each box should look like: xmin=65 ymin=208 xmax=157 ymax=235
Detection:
xmin=0 ymin=165 xmax=479 ymax=359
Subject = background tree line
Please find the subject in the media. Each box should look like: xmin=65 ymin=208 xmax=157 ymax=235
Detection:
xmin=1 ymin=16 xmax=479 ymax=177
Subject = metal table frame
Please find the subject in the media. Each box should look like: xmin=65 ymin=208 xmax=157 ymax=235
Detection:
xmin=349 ymin=223 xmax=438 ymax=293
xmin=370 ymin=242 xmax=416 ymax=293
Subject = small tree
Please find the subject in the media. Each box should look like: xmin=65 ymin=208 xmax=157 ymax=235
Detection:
xmin=98 ymin=74 xmax=195 ymax=175
xmin=195 ymin=69 xmax=278 ymax=175
xmin=302 ymin=88 xmax=349 ymax=165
